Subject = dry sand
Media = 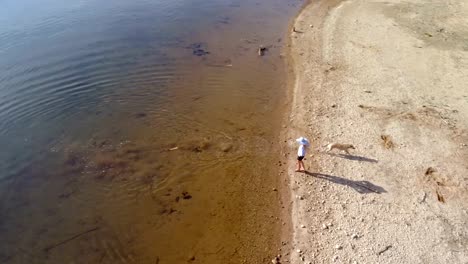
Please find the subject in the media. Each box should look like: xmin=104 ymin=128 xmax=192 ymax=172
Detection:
xmin=282 ymin=0 xmax=468 ymax=263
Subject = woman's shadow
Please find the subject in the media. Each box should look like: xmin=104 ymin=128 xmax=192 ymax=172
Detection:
xmin=304 ymin=171 xmax=386 ymax=194
xmin=326 ymin=153 xmax=378 ymax=163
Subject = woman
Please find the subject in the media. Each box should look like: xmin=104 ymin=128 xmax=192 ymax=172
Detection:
xmin=295 ymin=137 xmax=309 ymax=172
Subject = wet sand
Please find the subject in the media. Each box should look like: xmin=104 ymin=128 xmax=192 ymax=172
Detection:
xmin=284 ymin=0 xmax=468 ymax=263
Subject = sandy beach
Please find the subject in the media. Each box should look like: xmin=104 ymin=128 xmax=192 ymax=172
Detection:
xmin=282 ymin=0 xmax=468 ymax=263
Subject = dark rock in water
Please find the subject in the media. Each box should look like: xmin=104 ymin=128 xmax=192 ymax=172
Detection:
xmin=91 ymin=139 xmax=109 ymax=148
xmin=193 ymin=49 xmax=210 ymax=56
xmin=191 ymin=146 xmax=203 ymax=152
xmin=258 ymin=46 xmax=268 ymax=56
xmin=187 ymin=43 xmax=210 ymax=57
xmin=135 ymin=112 xmax=147 ymax=118
xmin=218 ymin=16 xmax=230 ymax=24
xmin=159 ymin=208 xmax=177 ymax=215
xmin=187 ymin=43 xmax=203 ymax=49
xmin=182 ymin=139 xmax=211 ymax=152
xmin=182 ymin=191 xmax=192 ymax=200
xmin=64 ymin=153 xmax=80 ymax=167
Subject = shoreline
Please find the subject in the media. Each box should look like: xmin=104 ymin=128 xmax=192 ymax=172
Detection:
xmin=278 ymin=0 xmax=340 ymax=259
xmin=283 ymin=0 xmax=468 ymax=263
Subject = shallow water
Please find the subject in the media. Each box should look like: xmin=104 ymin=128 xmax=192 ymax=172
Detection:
xmin=0 ymin=0 xmax=301 ymax=262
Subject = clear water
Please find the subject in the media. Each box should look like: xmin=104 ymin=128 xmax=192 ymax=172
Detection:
xmin=0 ymin=0 xmax=301 ymax=262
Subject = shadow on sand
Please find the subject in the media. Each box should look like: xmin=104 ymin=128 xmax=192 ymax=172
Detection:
xmin=326 ymin=153 xmax=378 ymax=163
xmin=304 ymin=171 xmax=386 ymax=194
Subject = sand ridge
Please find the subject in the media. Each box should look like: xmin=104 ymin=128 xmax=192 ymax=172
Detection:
xmin=284 ymin=0 xmax=468 ymax=263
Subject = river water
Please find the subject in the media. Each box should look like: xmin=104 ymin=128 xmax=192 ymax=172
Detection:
xmin=0 ymin=0 xmax=300 ymax=263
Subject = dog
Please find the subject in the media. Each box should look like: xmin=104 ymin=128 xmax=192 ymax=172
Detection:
xmin=325 ymin=143 xmax=355 ymax=154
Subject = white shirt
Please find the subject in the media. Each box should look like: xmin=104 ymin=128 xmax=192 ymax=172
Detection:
xmin=297 ymin=145 xmax=306 ymax=157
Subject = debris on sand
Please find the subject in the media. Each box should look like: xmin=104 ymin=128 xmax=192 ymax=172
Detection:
xmin=436 ymin=190 xmax=445 ymax=203
xmin=169 ymin=147 xmax=179 ymax=151
xmin=324 ymin=66 xmax=337 ymax=73
xmin=380 ymin=135 xmax=394 ymax=149
xmin=424 ymin=32 xmax=433 ymax=37
xmin=418 ymin=192 xmax=427 ymax=203
xmin=425 ymin=167 xmax=436 ymax=175
xmin=377 ymin=245 xmax=392 ymax=255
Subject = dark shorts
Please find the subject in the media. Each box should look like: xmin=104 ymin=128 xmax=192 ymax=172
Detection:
xmin=297 ymin=156 xmax=304 ymax=161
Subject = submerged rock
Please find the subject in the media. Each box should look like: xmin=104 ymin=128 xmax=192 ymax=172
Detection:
xmin=182 ymin=191 xmax=192 ymax=200
xmin=219 ymin=142 xmax=233 ymax=152
xmin=187 ymin=43 xmax=210 ymax=56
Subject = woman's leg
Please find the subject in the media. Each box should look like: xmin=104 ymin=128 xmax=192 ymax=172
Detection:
xmin=299 ymin=160 xmax=305 ymax=171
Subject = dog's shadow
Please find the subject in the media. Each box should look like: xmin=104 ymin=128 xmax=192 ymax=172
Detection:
xmin=326 ymin=152 xmax=378 ymax=163
xmin=304 ymin=171 xmax=386 ymax=194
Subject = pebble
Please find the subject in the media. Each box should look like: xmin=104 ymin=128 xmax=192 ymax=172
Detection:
xmin=333 ymin=255 xmax=339 ymax=261
xmin=322 ymin=224 xmax=328 ymax=230
xmin=301 ymin=224 xmax=306 ymax=228
xmin=335 ymin=244 xmax=343 ymax=250
xmin=352 ymin=233 xmax=359 ymax=239
xmin=296 ymin=249 xmax=302 ymax=253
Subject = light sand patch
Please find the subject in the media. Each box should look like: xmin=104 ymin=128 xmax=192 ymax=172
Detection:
xmin=286 ymin=0 xmax=468 ymax=263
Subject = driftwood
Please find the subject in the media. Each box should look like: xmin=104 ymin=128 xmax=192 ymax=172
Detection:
xmin=377 ymin=245 xmax=392 ymax=255
xmin=44 ymin=227 xmax=99 ymax=252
